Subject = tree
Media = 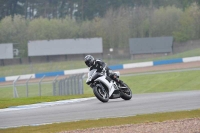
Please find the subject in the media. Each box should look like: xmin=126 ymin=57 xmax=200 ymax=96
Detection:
xmin=0 ymin=0 xmax=24 ymax=20
xmin=151 ymin=6 xmax=183 ymax=37
xmin=173 ymin=3 xmax=200 ymax=42
xmin=0 ymin=15 xmax=28 ymax=56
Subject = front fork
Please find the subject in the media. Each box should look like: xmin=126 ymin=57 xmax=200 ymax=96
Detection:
xmin=90 ymin=82 xmax=106 ymax=92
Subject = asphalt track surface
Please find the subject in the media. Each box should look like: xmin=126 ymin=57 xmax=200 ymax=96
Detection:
xmin=0 ymin=90 xmax=200 ymax=129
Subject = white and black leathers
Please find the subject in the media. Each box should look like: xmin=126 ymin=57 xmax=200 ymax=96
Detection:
xmin=89 ymin=59 xmax=110 ymax=75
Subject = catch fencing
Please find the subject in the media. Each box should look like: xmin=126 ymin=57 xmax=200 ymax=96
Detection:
xmin=53 ymin=74 xmax=85 ymax=96
xmin=1 ymin=74 xmax=85 ymax=98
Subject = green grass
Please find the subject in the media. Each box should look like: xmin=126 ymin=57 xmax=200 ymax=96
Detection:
xmin=0 ymin=94 xmax=93 ymax=109
xmin=0 ymin=109 xmax=199 ymax=133
xmin=84 ymin=70 xmax=200 ymax=94
xmin=0 ymin=48 xmax=200 ymax=77
xmin=0 ymin=61 xmax=86 ymax=77
xmin=0 ymin=70 xmax=200 ymax=109
xmin=0 ymin=83 xmax=53 ymax=98
xmin=120 ymin=70 xmax=200 ymax=93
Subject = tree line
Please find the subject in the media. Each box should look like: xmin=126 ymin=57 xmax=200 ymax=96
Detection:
xmin=0 ymin=0 xmax=199 ymax=20
xmin=0 ymin=1 xmax=200 ymax=57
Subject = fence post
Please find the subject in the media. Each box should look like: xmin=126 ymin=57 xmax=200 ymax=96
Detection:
xmin=58 ymin=80 xmax=61 ymax=95
xmin=52 ymin=75 xmax=58 ymax=96
xmin=26 ymin=75 xmax=32 ymax=97
xmin=39 ymin=75 xmax=45 ymax=96
xmin=63 ymin=77 xmax=67 ymax=95
xmin=77 ymin=74 xmax=82 ymax=94
xmin=58 ymin=79 xmax=63 ymax=95
xmin=82 ymin=74 xmax=87 ymax=94
xmin=65 ymin=78 xmax=68 ymax=95
xmin=79 ymin=74 xmax=84 ymax=95
xmin=61 ymin=79 xmax=64 ymax=95
xmin=77 ymin=74 xmax=80 ymax=94
xmin=63 ymin=78 xmax=66 ymax=95
xmin=13 ymin=76 xmax=20 ymax=98
xmin=74 ymin=75 xmax=78 ymax=95
xmin=72 ymin=75 xmax=76 ymax=95
xmin=69 ymin=75 xmax=72 ymax=95
xmin=67 ymin=77 xmax=71 ymax=95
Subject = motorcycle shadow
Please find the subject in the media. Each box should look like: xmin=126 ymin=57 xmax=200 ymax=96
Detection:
xmin=95 ymin=98 xmax=132 ymax=104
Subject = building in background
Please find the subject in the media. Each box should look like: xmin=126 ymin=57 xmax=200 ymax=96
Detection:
xmin=129 ymin=37 xmax=173 ymax=59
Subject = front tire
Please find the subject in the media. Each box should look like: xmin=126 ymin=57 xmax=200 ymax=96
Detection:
xmin=120 ymin=83 xmax=132 ymax=100
xmin=93 ymin=86 xmax=109 ymax=103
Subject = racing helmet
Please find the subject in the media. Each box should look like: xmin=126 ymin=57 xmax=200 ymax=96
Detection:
xmin=84 ymin=55 xmax=94 ymax=67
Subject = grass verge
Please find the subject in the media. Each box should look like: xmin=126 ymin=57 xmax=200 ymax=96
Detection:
xmin=0 ymin=94 xmax=93 ymax=109
xmin=0 ymin=109 xmax=200 ymax=133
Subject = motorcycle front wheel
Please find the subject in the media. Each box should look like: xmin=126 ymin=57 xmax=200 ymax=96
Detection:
xmin=93 ymin=86 xmax=109 ymax=103
xmin=120 ymin=83 xmax=132 ymax=100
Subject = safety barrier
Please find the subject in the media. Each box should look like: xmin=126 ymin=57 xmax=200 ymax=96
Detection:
xmin=53 ymin=74 xmax=84 ymax=96
xmin=1 ymin=56 xmax=200 ymax=82
xmin=0 ymin=77 xmax=5 ymax=82
xmin=9 ymin=73 xmax=85 ymax=98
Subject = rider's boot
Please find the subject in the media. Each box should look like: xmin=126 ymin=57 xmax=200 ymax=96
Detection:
xmin=110 ymin=73 xmax=125 ymax=88
xmin=117 ymin=79 xmax=125 ymax=88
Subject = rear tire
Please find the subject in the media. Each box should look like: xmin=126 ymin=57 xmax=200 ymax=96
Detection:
xmin=120 ymin=83 xmax=132 ymax=100
xmin=93 ymin=86 xmax=109 ymax=103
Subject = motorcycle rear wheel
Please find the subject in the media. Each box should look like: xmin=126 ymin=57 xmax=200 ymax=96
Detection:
xmin=120 ymin=83 xmax=132 ymax=100
xmin=93 ymin=86 xmax=109 ymax=103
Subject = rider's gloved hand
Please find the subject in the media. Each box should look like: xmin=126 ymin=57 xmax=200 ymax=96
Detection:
xmin=102 ymin=67 xmax=106 ymax=74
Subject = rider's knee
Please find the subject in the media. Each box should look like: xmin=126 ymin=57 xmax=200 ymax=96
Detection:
xmin=110 ymin=73 xmax=118 ymax=80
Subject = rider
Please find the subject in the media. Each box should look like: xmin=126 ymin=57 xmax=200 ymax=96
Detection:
xmin=84 ymin=55 xmax=124 ymax=87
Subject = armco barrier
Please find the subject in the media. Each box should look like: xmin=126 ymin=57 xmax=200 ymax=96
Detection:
xmin=183 ymin=56 xmax=200 ymax=63
xmin=109 ymin=64 xmax=124 ymax=70
xmin=64 ymin=68 xmax=88 ymax=75
xmin=153 ymin=58 xmax=183 ymax=66
xmin=1 ymin=56 xmax=200 ymax=82
xmin=0 ymin=77 xmax=5 ymax=82
xmin=35 ymin=71 xmax=64 ymax=78
xmin=5 ymin=74 xmax=35 ymax=82
xmin=123 ymin=62 xmax=153 ymax=69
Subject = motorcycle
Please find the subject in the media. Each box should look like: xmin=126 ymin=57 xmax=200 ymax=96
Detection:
xmin=86 ymin=69 xmax=132 ymax=103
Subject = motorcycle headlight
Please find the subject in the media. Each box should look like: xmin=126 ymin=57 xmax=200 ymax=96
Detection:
xmin=86 ymin=81 xmax=91 ymax=85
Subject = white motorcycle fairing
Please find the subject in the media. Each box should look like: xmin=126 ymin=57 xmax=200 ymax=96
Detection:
xmin=94 ymin=75 xmax=118 ymax=97
xmin=86 ymin=69 xmax=120 ymax=98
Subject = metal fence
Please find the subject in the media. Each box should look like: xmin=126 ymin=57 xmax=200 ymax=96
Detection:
xmin=53 ymin=74 xmax=85 ymax=96
xmin=2 ymin=74 xmax=85 ymax=98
